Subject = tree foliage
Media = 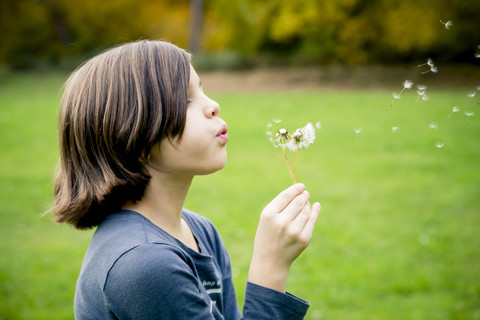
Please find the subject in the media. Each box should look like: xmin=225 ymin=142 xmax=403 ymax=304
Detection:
xmin=0 ymin=0 xmax=478 ymax=68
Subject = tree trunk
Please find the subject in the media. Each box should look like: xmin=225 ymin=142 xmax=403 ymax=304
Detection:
xmin=189 ymin=0 xmax=203 ymax=54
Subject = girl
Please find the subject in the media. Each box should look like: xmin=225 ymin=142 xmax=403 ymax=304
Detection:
xmin=53 ymin=40 xmax=321 ymax=319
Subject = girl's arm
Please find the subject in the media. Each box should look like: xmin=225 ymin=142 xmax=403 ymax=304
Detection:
xmin=248 ymin=183 xmax=321 ymax=293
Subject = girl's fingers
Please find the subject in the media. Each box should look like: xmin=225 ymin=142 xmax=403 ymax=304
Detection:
xmin=287 ymin=201 xmax=311 ymax=234
xmin=264 ymin=183 xmax=305 ymax=214
xmin=282 ymin=191 xmax=310 ymax=221
xmin=300 ymin=202 xmax=321 ymax=239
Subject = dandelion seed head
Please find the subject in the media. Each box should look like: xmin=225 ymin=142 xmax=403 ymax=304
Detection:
xmin=452 ymin=106 xmax=460 ymax=112
xmin=435 ymin=142 xmax=445 ymax=148
xmin=354 ymin=128 xmax=362 ymax=134
xmin=431 ymin=66 xmax=438 ymax=73
xmin=392 ymin=92 xmax=401 ymax=99
xmin=429 ymin=122 xmax=438 ymax=130
xmin=285 ymin=122 xmax=316 ymax=151
xmin=266 ymin=122 xmax=272 ymax=128
xmin=427 ymin=58 xmax=434 ymax=67
xmin=444 ymin=20 xmax=453 ymax=29
xmin=422 ymin=94 xmax=429 ymax=101
xmin=467 ymin=91 xmax=476 ymax=98
xmin=392 ymin=126 xmax=399 ymax=133
xmin=272 ymin=128 xmax=290 ymax=147
xmin=273 ymin=119 xmax=282 ymax=123
xmin=417 ymin=85 xmax=427 ymax=91
xmin=465 ymin=111 xmax=475 ymax=117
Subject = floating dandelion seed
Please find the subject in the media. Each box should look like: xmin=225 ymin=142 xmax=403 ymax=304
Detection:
xmin=419 ymin=58 xmax=438 ymax=74
xmin=403 ymin=80 xmax=413 ymax=89
xmin=353 ymin=128 xmax=362 ymax=144
xmin=391 ymin=80 xmax=413 ymax=106
xmin=418 ymin=58 xmax=433 ymax=68
xmin=467 ymin=91 xmax=476 ymax=98
xmin=448 ymin=106 xmax=460 ymax=117
xmin=315 ymin=121 xmax=322 ymax=129
xmin=416 ymin=85 xmax=428 ymax=104
xmin=392 ymin=126 xmax=399 ymax=133
xmin=273 ymin=119 xmax=282 ymax=124
xmin=465 ymin=111 xmax=475 ymax=127
xmin=428 ymin=122 xmax=438 ymax=131
xmin=422 ymin=94 xmax=429 ymax=101
xmin=440 ymin=20 xmax=453 ymax=30
xmin=435 ymin=142 xmax=445 ymax=158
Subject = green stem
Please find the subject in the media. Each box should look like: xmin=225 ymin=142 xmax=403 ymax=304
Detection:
xmin=282 ymin=147 xmax=295 ymax=184
xmin=293 ymin=150 xmax=298 ymax=184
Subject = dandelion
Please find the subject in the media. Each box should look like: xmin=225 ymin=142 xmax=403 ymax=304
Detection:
xmin=286 ymin=123 xmax=316 ymax=152
xmin=428 ymin=122 xmax=438 ymax=131
xmin=465 ymin=111 xmax=475 ymax=127
xmin=440 ymin=20 xmax=453 ymax=30
xmin=268 ymin=121 xmax=318 ymax=184
xmin=391 ymin=80 xmax=414 ymax=106
xmin=448 ymin=106 xmax=460 ymax=117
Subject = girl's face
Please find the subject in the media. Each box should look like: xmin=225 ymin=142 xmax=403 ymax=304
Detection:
xmin=148 ymin=65 xmax=228 ymax=176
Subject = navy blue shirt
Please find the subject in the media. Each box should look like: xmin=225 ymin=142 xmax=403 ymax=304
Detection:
xmin=74 ymin=209 xmax=309 ymax=319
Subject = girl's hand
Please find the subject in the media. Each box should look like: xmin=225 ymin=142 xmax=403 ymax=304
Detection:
xmin=248 ymin=183 xmax=321 ymax=292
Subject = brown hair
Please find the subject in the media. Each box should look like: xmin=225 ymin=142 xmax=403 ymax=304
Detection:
xmin=53 ymin=40 xmax=191 ymax=229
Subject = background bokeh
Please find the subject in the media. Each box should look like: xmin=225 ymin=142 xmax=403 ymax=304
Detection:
xmin=1 ymin=0 xmax=480 ymax=69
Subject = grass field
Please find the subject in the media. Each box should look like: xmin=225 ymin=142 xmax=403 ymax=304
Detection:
xmin=0 ymin=70 xmax=479 ymax=319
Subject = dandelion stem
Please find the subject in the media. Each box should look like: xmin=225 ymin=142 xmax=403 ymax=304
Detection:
xmin=283 ymin=147 xmax=295 ymax=184
xmin=293 ymin=150 xmax=299 ymax=184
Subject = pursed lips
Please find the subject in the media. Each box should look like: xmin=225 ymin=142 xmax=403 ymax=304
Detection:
xmin=216 ymin=124 xmax=228 ymax=142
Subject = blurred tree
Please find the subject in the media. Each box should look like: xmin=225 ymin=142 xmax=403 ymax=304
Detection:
xmin=189 ymin=0 xmax=203 ymax=53
xmin=0 ymin=0 xmax=478 ymax=68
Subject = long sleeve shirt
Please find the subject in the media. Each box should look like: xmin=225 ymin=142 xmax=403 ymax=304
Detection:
xmin=74 ymin=209 xmax=309 ymax=319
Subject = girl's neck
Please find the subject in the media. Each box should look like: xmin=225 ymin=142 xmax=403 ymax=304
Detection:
xmin=123 ymin=170 xmax=193 ymax=236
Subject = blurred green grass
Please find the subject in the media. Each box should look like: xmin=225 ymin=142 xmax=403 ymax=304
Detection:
xmin=0 ymin=71 xmax=479 ymax=319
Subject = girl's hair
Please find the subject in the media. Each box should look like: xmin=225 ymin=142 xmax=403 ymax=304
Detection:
xmin=53 ymin=40 xmax=191 ymax=229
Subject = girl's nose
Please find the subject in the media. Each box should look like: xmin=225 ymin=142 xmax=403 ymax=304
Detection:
xmin=205 ymin=99 xmax=220 ymax=118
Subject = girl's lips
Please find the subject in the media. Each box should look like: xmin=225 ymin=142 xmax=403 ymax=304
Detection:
xmin=216 ymin=124 xmax=229 ymax=142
